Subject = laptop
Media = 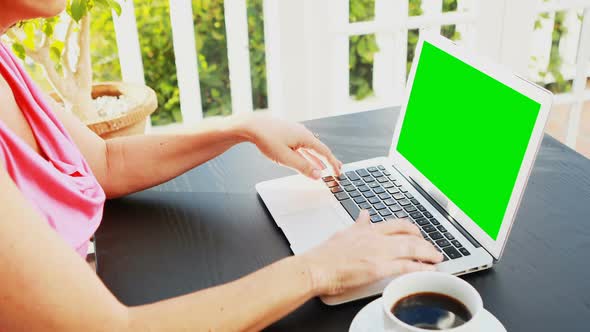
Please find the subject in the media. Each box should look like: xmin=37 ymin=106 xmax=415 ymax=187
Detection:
xmin=256 ymin=34 xmax=552 ymax=305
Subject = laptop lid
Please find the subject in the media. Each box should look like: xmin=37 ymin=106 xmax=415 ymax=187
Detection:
xmin=389 ymin=35 xmax=552 ymax=260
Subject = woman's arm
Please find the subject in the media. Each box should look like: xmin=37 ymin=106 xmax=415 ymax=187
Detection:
xmin=52 ymin=106 xmax=341 ymax=198
xmin=128 ymin=255 xmax=313 ymax=331
xmin=0 ymin=164 xmax=311 ymax=331
xmin=98 ymin=118 xmax=248 ymax=198
xmin=0 ymin=167 xmax=441 ymax=331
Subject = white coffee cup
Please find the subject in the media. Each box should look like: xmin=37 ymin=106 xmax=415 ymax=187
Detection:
xmin=381 ymin=271 xmax=483 ymax=332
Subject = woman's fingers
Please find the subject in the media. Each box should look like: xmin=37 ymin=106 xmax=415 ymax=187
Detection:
xmin=281 ymin=147 xmax=323 ymax=179
xmin=304 ymin=209 xmax=444 ymax=295
xmin=371 ymin=219 xmax=422 ymax=237
xmin=299 ymin=149 xmax=327 ymax=171
xmin=389 ymin=235 xmax=444 ymax=263
xmin=245 ymin=115 xmax=342 ymax=179
xmin=376 ymin=259 xmax=437 ymax=279
xmin=355 ymin=210 xmax=371 ymax=224
xmin=356 ymin=216 xmax=440 ymax=263
xmin=298 ymin=132 xmax=342 ymax=175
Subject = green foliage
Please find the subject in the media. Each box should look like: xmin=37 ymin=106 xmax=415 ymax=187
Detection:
xmin=441 ymin=0 xmax=460 ymax=41
xmin=90 ymin=0 xmax=269 ymax=125
xmin=12 ymin=20 xmax=46 ymax=59
xmin=133 ymin=0 xmax=183 ymax=125
xmin=408 ymin=0 xmax=423 ymax=16
xmin=193 ymin=0 xmax=232 ymax=117
xmin=191 ymin=0 xmax=268 ymax=117
xmin=90 ymin=9 xmax=120 ymax=82
xmin=95 ymin=0 xmax=122 ymax=16
xmin=350 ymin=0 xmax=374 ymax=22
xmin=11 ymin=43 xmax=26 ymax=60
xmin=350 ymin=34 xmax=378 ymax=100
xmin=442 ymin=0 xmax=456 ymax=12
xmin=348 ymin=0 xmax=427 ymax=99
xmin=349 ymin=0 xmax=376 ymax=99
xmin=406 ymin=1 xmax=423 ymax=74
xmin=90 ymin=1 xmax=182 ymax=125
xmin=66 ymin=0 xmax=121 ymax=22
xmin=9 ymin=0 xmax=120 ymax=69
xmin=538 ymin=11 xmax=573 ymax=93
xmin=247 ymin=0 xmax=268 ymax=110
xmin=67 ymin=0 xmax=90 ymax=22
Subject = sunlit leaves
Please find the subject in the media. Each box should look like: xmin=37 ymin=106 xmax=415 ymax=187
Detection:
xmin=544 ymin=11 xmax=572 ymax=93
xmin=42 ymin=17 xmax=59 ymax=38
xmin=409 ymin=0 xmax=423 ymax=16
xmin=21 ymin=21 xmax=38 ymax=50
xmin=349 ymin=34 xmax=379 ymax=100
xmin=7 ymin=0 xmax=123 ymax=67
xmin=49 ymin=41 xmax=65 ymax=63
xmin=95 ymin=0 xmax=122 ymax=16
xmin=67 ymin=0 xmax=122 ymax=22
xmin=68 ymin=0 xmax=90 ymax=22
xmin=350 ymin=0 xmax=374 ymax=22
xmin=442 ymin=0 xmax=457 ymax=12
xmin=11 ymin=43 xmax=26 ymax=60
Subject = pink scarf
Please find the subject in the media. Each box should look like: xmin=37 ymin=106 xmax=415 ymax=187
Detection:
xmin=0 ymin=43 xmax=105 ymax=257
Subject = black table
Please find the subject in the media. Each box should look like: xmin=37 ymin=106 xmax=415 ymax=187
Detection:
xmin=96 ymin=108 xmax=590 ymax=331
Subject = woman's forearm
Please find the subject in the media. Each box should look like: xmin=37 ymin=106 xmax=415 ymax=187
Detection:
xmin=0 ymin=168 xmax=317 ymax=331
xmin=102 ymin=116 xmax=249 ymax=198
xmin=0 ymin=157 xmax=439 ymax=331
xmin=128 ymin=255 xmax=315 ymax=331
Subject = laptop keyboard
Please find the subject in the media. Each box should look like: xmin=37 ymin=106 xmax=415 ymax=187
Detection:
xmin=323 ymin=165 xmax=470 ymax=262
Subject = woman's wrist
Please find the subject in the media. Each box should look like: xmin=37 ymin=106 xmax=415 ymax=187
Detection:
xmin=226 ymin=113 xmax=258 ymax=144
xmin=294 ymin=253 xmax=334 ymax=297
xmin=285 ymin=254 xmax=325 ymax=298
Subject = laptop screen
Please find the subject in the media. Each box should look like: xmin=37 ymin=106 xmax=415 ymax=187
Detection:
xmin=396 ymin=41 xmax=541 ymax=240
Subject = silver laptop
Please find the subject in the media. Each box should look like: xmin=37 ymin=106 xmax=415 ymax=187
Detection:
xmin=256 ymin=35 xmax=553 ymax=305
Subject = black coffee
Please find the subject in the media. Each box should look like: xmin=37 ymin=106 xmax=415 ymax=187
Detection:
xmin=391 ymin=292 xmax=472 ymax=330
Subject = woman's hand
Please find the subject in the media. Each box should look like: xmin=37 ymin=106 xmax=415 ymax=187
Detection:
xmin=300 ymin=211 xmax=444 ymax=296
xmin=236 ymin=113 xmax=342 ymax=179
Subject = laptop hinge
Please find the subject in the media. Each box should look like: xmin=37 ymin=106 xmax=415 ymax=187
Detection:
xmin=392 ymin=165 xmax=485 ymax=250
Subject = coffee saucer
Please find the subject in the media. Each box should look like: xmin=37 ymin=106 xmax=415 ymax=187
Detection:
xmin=349 ymin=298 xmax=506 ymax=332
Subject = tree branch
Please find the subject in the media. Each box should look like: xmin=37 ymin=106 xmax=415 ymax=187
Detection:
xmin=74 ymin=15 xmax=92 ymax=93
xmin=5 ymin=28 xmax=70 ymax=100
xmin=29 ymin=48 xmax=72 ymax=100
xmin=5 ymin=30 xmax=19 ymax=42
xmin=39 ymin=31 xmax=49 ymax=49
xmin=62 ymin=19 xmax=76 ymax=79
xmin=65 ymin=15 xmax=95 ymax=121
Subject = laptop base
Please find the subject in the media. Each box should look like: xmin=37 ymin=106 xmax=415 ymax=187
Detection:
xmin=256 ymin=157 xmax=494 ymax=305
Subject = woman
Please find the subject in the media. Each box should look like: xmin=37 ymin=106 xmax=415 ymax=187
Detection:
xmin=0 ymin=1 xmax=442 ymax=331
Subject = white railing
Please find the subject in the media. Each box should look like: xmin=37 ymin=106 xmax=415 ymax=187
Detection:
xmin=224 ymin=0 xmax=254 ymax=114
xmin=168 ymin=0 xmax=203 ymax=124
xmin=112 ymin=0 xmax=590 ymax=148
xmin=113 ymin=0 xmax=257 ymax=127
xmin=529 ymin=1 xmax=590 ymax=147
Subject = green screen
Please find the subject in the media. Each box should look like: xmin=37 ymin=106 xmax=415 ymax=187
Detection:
xmin=397 ymin=41 xmax=541 ymax=240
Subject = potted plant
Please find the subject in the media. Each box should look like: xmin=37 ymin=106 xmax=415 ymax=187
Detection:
xmin=4 ymin=0 xmax=157 ymax=138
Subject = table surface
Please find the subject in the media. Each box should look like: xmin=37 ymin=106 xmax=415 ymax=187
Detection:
xmin=96 ymin=108 xmax=590 ymax=331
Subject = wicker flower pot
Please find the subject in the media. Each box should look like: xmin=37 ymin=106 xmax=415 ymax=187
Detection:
xmin=87 ymin=82 xmax=157 ymax=139
xmin=51 ymin=82 xmax=158 ymax=139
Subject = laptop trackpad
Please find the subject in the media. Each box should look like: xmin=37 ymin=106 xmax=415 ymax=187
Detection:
xmin=279 ymin=206 xmax=349 ymax=254
xmin=257 ymin=175 xmax=333 ymax=216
